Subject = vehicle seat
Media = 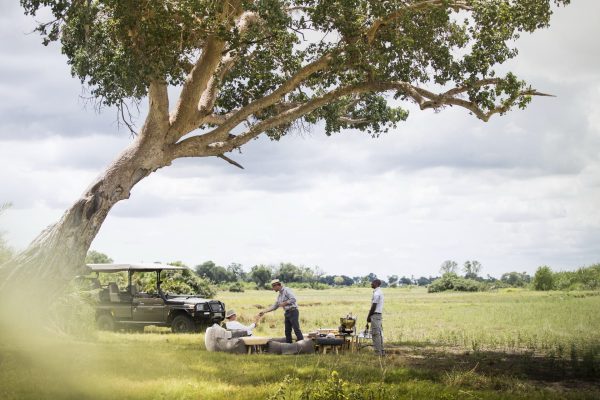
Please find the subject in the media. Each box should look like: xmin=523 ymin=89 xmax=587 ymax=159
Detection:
xmin=108 ymin=282 xmax=120 ymax=302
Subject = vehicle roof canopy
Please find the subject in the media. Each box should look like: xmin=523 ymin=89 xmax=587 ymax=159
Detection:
xmin=85 ymin=263 xmax=190 ymax=273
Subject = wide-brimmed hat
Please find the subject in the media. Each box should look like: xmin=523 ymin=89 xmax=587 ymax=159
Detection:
xmin=270 ymin=279 xmax=281 ymax=286
xmin=225 ymin=309 xmax=236 ymax=319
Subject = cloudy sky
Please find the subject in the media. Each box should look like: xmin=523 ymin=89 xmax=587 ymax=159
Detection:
xmin=1 ymin=2 xmax=599 ymax=280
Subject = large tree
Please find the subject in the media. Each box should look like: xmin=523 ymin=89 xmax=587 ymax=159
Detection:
xmin=1 ymin=0 xmax=570 ymax=293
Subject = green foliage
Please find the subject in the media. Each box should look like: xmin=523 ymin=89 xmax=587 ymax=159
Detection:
xmin=500 ymin=271 xmax=531 ymax=287
xmin=21 ymin=0 xmax=572 ymax=137
xmin=300 ymin=371 xmax=348 ymax=400
xmin=195 ymin=260 xmax=237 ymax=283
xmin=286 ymin=281 xmax=329 ymax=290
xmin=463 ymin=260 xmax=482 ymax=280
xmin=273 ymin=262 xmax=318 ymax=284
xmin=269 ymin=371 xmax=395 ymax=400
xmin=249 ymin=264 xmax=273 ymax=288
xmin=85 ymin=250 xmax=113 ymax=264
xmin=533 ymin=265 xmax=555 ymax=291
xmin=228 ymin=281 xmax=245 ymax=293
xmin=320 ymin=274 xmax=354 ymax=286
xmin=163 ymin=266 xmax=216 ymax=298
xmin=546 ymin=264 xmax=600 ymax=291
xmin=387 ymin=275 xmax=398 ymax=287
xmin=427 ymin=273 xmax=483 ymax=293
xmin=22 ymin=0 xmax=230 ymax=106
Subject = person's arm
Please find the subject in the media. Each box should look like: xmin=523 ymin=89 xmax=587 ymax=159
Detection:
xmin=367 ymin=291 xmax=380 ymax=322
xmin=258 ymin=301 xmax=279 ymax=316
xmin=367 ymin=302 xmax=377 ymax=323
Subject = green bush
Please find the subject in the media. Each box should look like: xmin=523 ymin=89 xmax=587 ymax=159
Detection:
xmin=550 ymin=264 xmax=600 ymax=291
xmin=228 ymin=282 xmax=245 ymax=292
xmin=532 ymin=266 xmax=555 ymax=291
xmin=286 ymin=282 xmax=330 ymax=290
xmin=269 ymin=371 xmax=403 ymax=400
xmin=427 ymin=273 xmax=484 ymax=293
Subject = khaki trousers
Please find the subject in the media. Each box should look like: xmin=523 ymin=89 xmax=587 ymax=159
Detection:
xmin=370 ymin=314 xmax=384 ymax=355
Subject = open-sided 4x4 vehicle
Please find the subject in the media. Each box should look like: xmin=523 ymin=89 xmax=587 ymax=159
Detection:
xmin=86 ymin=263 xmax=225 ymax=333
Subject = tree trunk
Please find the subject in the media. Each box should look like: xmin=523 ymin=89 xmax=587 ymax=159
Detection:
xmin=0 ymin=126 xmax=169 ymax=296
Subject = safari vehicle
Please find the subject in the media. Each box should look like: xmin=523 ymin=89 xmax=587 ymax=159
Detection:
xmin=86 ymin=263 xmax=225 ymax=333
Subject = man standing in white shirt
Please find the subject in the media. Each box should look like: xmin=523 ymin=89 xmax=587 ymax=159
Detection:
xmin=367 ymin=279 xmax=385 ymax=356
xmin=224 ymin=309 xmax=258 ymax=335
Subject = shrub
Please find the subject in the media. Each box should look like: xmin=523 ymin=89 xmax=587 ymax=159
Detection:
xmin=286 ymin=282 xmax=329 ymax=290
xmin=548 ymin=264 xmax=600 ymax=291
xmin=228 ymin=282 xmax=245 ymax=292
xmin=427 ymin=273 xmax=484 ymax=293
xmin=269 ymin=371 xmax=402 ymax=400
xmin=532 ymin=266 xmax=555 ymax=291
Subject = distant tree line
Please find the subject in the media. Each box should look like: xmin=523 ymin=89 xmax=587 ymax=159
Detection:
xmin=428 ymin=259 xmax=532 ymax=293
xmin=80 ymin=251 xmax=600 ymax=294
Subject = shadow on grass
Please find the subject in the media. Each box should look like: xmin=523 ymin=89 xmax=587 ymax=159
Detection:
xmin=384 ymin=344 xmax=600 ymax=387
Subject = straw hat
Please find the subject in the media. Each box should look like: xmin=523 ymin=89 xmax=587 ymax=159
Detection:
xmin=225 ymin=309 xmax=236 ymax=319
xmin=270 ymin=279 xmax=281 ymax=286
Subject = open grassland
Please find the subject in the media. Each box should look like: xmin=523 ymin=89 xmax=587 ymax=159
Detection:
xmin=224 ymin=287 xmax=600 ymax=356
xmin=1 ymin=288 xmax=599 ymax=399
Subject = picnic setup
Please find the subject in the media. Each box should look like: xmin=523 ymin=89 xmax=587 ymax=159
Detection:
xmin=205 ymin=314 xmax=373 ymax=355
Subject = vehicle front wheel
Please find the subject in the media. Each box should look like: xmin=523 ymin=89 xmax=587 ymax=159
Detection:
xmin=171 ymin=315 xmax=195 ymax=333
xmin=96 ymin=314 xmax=116 ymax=331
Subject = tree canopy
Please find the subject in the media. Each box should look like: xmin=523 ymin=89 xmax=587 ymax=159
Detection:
xmin=22 ymin=0 xmax=569 ymax=146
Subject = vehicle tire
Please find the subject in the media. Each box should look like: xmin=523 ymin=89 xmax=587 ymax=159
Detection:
xmin=96 ymin=314 xmax=116 ymax=331
xmin=171 ymin=315 xmax=195 ymax=333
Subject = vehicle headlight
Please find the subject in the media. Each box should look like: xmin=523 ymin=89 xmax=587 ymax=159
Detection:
xmin=196 ymin=303 xmax=206 ymax=311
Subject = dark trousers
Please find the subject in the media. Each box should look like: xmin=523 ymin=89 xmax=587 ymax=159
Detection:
xmin=284 ymin=308 xmax=303 ymax=343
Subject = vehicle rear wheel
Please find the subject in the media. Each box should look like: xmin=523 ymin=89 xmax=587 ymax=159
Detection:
xmin=96 ymin=314 xmax=116 ymax=331
xmin=171 ymin=315 xmax=195 ymax=333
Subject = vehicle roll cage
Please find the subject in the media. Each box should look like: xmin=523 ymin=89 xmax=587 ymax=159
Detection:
xmin=86 ymin=263 xmax=190 ymax=296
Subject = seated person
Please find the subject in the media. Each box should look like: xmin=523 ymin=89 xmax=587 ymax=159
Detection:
xmin=224 ymin=309 xmax=259 ymax=335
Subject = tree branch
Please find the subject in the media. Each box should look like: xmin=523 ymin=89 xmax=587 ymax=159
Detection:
xmin=167 ymin=36 xmax=227 ymax=140
xmin=172 ymin=83 xmax=379 ymax=158
xmin=147 ymin=80 xmax=170 ymax=133
xmin=167 ymin=1 xmax=243 ymax=141
xmin=170 ymin=77 xmax=549 ymax=159
xmin=217 ymin=154 xmax=244 ymax=169
xmin=195 ymin=11 xmax=261 ymax=128
xmin=197 ymin=53 xmax=333 ymax=145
